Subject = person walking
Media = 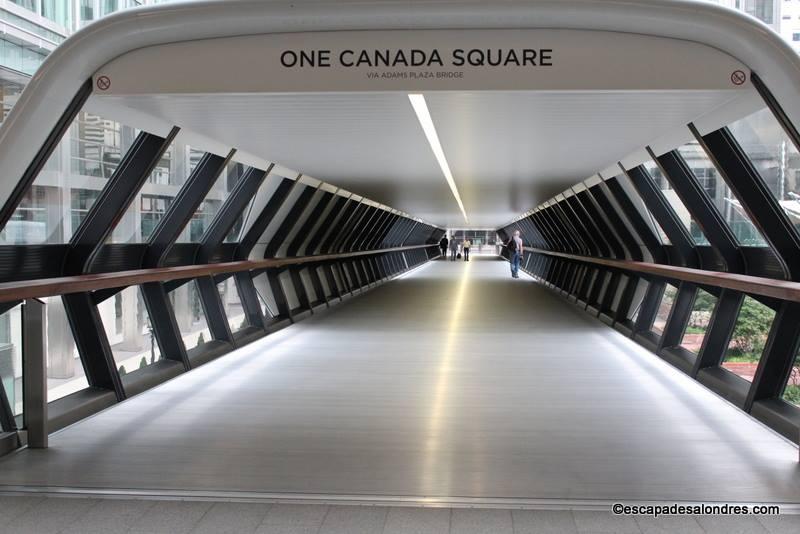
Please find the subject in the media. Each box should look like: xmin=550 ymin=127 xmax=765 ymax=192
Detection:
xmin=449 ymin=237 xmax=459 ymax=261
xmin=508 ymin=230 xmax=524 ymax=278
xmin=462 ymin=238 xmax=471 ymax=261
xmin=439 ymin=235 xmax=449 ymax=260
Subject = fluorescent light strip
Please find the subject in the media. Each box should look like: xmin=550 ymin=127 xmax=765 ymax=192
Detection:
xmin=408 ymin=93 xmax=469 ymax=224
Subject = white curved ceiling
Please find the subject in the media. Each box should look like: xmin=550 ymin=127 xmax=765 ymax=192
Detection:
xmin=101 ymin=89 xmax=746 ymax=228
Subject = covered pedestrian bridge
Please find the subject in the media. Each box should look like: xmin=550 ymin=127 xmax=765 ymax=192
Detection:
xmin=0 ymin=0 xmax=799 ymax=513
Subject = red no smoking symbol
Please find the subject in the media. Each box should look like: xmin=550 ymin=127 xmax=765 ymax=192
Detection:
xmin=731 ymin=70 xmax=747 ymax=86
xmin=96 ymin=76 xmax=111 ymax=91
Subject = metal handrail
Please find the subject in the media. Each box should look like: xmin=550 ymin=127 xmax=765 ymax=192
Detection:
xmin=0 ymin=244 xmax=437 ymax=303
xmin=526 ymin=247 xmax=800 ymax=303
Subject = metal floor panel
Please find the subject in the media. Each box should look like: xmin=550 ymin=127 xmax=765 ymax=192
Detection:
xmin=0 ymin=257 xmax=798 ymax=506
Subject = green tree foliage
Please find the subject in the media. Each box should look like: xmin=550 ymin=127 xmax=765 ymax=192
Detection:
xmin=139 ymin=356 xmax=148 ymax=369
xmin=693 ymin=291 xmax=717 ymax=312
xmin=730 ymin=297 xmax=774 ymax=357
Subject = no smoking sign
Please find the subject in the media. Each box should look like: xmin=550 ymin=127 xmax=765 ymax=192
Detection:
xmin=731 ymin=70 xmax=747 ymax=86
xmin=96 ymin=75 xmax=111 ymax=91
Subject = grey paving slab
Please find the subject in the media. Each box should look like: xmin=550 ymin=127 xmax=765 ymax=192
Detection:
xmin=451 ymin=508 xmax=513 ymax=534
xmin=0 ymin=495 xmax=43 ymax=524
xmin=255 ymin=525 xmax=321 ymax=534
xmin=696 ymin=515 xmax=769 ymax=534
xmin=261 ymin=504 xmax=329 ymax=527
xmin=60 ymin=498 xmax=156 ymax=534
xmin=318 ymin=505 xmax=388 ymax=534
xmin=512 ymin=510 xmax=577 ymax=534
xmin=572 ymin=511 xmax=641 ymax=533
xmin=192 ymin=502 xmax=272 ymax=534
xmin=383 ymin=507 xmax=451 ymax=534
xmin=0 ymin=497 xmax=97 ymax=534
xmin=0 ymin=259 xmax=797 ymax=506
xmin=633 ymin=515 xmax=704 ymax=534
xmin=756 ymin=514 xmax=800 ymax=534
xmin=128 ymin=500 xmax=213 ymax=534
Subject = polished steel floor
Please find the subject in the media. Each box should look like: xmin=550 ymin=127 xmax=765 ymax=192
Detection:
xmin=0 ymin=257 xmax=798 ymax=506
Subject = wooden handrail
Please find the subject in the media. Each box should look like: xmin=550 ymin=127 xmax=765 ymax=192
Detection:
xmin=526 ymin=247 xmax=800 ymax=303
xmin=0 ymin=245 xmax=437 ymax=303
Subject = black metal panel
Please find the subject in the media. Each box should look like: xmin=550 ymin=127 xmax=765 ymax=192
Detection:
xmin=286 ymin=191 xmax=334 ymax=257
xmin=564 ymin=196 xmax=607 ymax=256
xmin=697 ymin=126 xmax=800 ymax=280
xmin=0 ymin=80 xmax=93 ymax=230
xmin=237 ymin=177 xmax=295 ymax=260
xmin=199 ymin=166 xmax=270 ymax=262
xmin=307 ymin=196 xmax=348 ymax=254
xmin=0 ymin=244 xmax=68 ymax=282
xmin=205 ymin=243 xmax=238 ymax=264
xmin=695 ymin=246 xmax=726 ymax=273
xmin=335 ymin=204 xmax=370 ymax=252
xmin=140 ymin=282 xmax=190 ymax=369
xmin=89 ymin=244 xmax=148 ymax=274
xmin=741 ymin=247 xmax=786 ymax=280
xmin=263 ymin=184 xmax=316 ymax=258
xmin=62 ymin=292 xmax=124 ymax=399
xmin=344 ymin=206 xmax=379 ymax=252
xmin=162 ymin=243 xmax=201 ymax=267
xmin=658 ymin=282 xmax=697 ymax=351
xmin=654 ymin=149 xmax=743 ymax=272
xmin=691 ymin=289 xmax=744 ymax=377
xmin=145 ymin=151 xmax=233 ymax=268
xmin=320 ymin=200 xmax=359 ymax=253
xmin=605 ymin=177 xmax=666 ymax=263
xmin=745 ymin=301 xmax=800 ymax=410
xmin=195 ymin=275 xmax=234 ymax=344
xmin=577 ymin=190 xmax=626 ymax=259
xmin=623 ymin=165 xmax=698 ymax=267
xmin=65 ymin=128 xmax=180 ymax=275
xmin=589 ymin=184 xmax=643 ymax=261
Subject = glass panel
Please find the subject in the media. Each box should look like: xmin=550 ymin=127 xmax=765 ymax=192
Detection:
xmin=217 ymin=278 xmax=247 ymax=332
xmin=651 ymin=284 xmax=678 ymax=336
xmin=43 ymin=296 xmax=89 ymax=401
xmin=0 ymin=304 xmax=23 ymax=419
xmin=171 ymin=281 xmax=211 ymax=350
xmin=677 ymin=142 xmax=767 ymax=246
xmin=107 ymin=139 xmax=191 ymax=244
xmin=728 ymin=108 xmax=800 ymax=234
xmin=176 ymin=162 xmax=245 ymax=243
xmin=99 ymin=287 xmax=161 ymax=375
xmin=643 ymin=160 xmax=709 ymax=245
xmin=253 ymin=272 xmax=277 ymax=319
xmin=681 ymin=289 xmax=718 ymax=354
xmin=0 ymin=110 xmax=134 ymax=245
xmin=722 ymin=296 xmax=776 ymax=382
xmin=783 ymin=349 xmax=800 ymax=408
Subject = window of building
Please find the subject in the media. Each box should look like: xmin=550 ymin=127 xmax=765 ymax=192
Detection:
xmin=793 ymin=33 xmax=800 ymax=41
xmin=728 ymin=108 xmax=800 ymax=235
xmin=99 ymin=286 xmax=161 ymax=375
xmin=651 ymin=284 xmax=678 ymax=336
xmin=643 ymin=160 xmax=710 ymax=245
xmin=676 ymin=142 xmax=768 ymax=246
xmin=680 ymin=289 xmax=718 ymax=354
xmin=721 ymin=296 xmax=777 ymax=382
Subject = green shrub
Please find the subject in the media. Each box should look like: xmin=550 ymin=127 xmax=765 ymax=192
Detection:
xmin=139 ymin=357 xmax=147 ymax=369
xmin=783 ymin=385 xmax=800 ymax=407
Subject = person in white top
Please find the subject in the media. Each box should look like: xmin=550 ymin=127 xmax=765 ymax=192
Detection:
xmin=462 ymin=239 xmax=471 ymax=261
xmin=508 ymin=230 xmax=524 ymax=278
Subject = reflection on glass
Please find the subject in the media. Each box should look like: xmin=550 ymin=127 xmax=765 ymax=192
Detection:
xmin=680 ymin=289 xmax=717 ymax=354
xmin=643 ymin=160 xmax=709 ymax=245
xmin=99 ymin=287 xmax=161 ymax=375
xmin=177 ymin=162 xmax=245 ymax=243
xmin=728 ymin=108 xmax=800 ymax=234
xmin=171 ymin=281 xmax=211 ymax=350
xmin=783 ymin=350 xmax=800 ymax=407
xmin=217 ymin=278 xmax=247 ymax=332
xmin=0 ymin=111 xmax=131 ymax=245
xmin=0 ymin=304 xmax=23 ymax=418
xmin=722 ymin=296 xmax=776 ymax=382
xmin=651 ymin=284 xmax=678 ymax=336
xmin=677 ymin=143 xmax=767 ymax=246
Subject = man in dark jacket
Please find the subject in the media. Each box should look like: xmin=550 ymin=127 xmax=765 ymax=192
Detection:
xmin=439 ymin=235 xmax=449 ymax=259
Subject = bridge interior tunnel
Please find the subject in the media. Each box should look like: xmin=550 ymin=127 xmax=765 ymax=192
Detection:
xmin=0 ymin=0 xmax=799 ymax=510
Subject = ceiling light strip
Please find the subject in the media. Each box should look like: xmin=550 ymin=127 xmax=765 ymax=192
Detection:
xmin=408 ymin=94 xmax=469 ymax=224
